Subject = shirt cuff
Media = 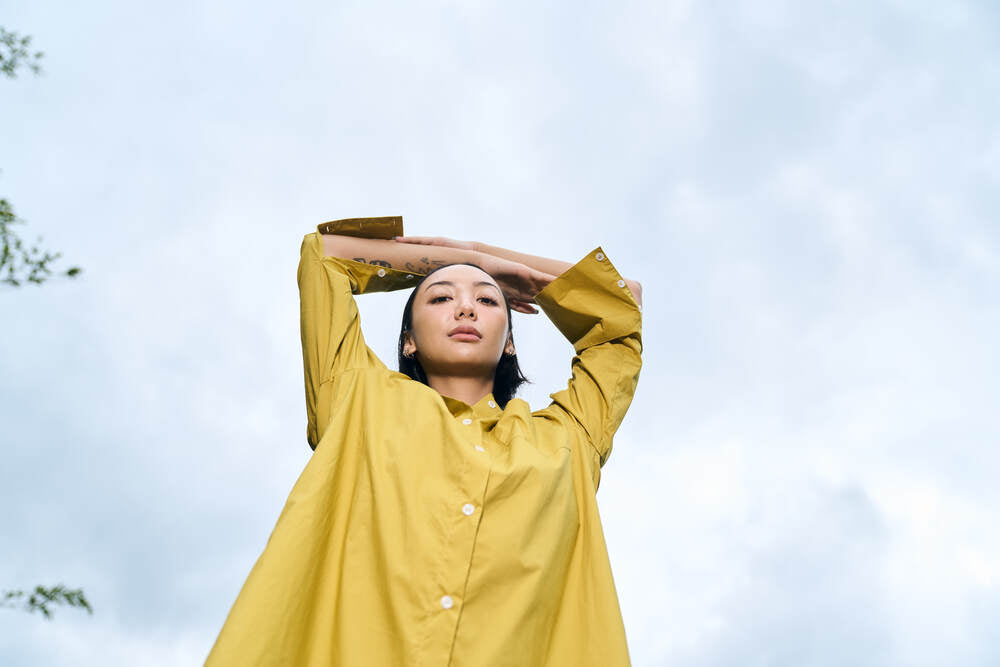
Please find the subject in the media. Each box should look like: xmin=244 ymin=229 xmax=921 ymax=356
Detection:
xmin=534 ymin=246 xmax=642 ymax=353
xmin=317 ymin=216 xmax=403 ymax=239
xmin=308 ymin=216 xmax=426 ymax=294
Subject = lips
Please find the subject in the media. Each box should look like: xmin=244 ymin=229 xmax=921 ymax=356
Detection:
xmin=448 ymin=326 xmax=482 ymax=339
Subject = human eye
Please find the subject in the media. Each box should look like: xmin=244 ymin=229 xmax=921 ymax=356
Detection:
xmin=430 ymin=295 xmax=451 ymax=303
xmin=478 ymin=296 xmax=499 ymax=305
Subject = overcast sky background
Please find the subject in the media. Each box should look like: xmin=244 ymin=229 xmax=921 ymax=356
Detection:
xmin=2 ymin=1 xmax=999 ymax=665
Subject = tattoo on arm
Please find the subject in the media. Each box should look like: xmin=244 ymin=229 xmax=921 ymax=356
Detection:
xmin=421 ymin=256 xmax=446 ymax=268
xmin=355 ymin=255 xmax=447 ymax=274
xmin=352 ymin=257 xmax=393 ymax=268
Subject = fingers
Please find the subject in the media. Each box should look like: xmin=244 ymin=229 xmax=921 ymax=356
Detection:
xmin=509 ymin=299 xmax=539 ymax=315
xmin=393 ymin=236 xmax=473 ymax=250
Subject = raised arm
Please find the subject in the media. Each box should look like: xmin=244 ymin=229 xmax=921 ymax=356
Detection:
xmin=324 ymin=234 xmax=557 ymax=314
xmin=323 ymin=234 xmax=482 ymax=276
xmin=394 ymin=236 xmax=643 ymax=308
xmin=531 ymin=246 xmax=643 ymax=476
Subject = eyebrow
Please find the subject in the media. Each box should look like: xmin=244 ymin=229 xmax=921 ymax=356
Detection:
xmin=424 ymin=280 xmax=502 ymax=295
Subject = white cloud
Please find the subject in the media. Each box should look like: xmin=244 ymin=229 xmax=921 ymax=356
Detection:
xmin=2 ymin=0 xmax=999 ymax=664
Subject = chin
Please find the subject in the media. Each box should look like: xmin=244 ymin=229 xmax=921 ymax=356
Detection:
xmin=427 ymin=356 xmax=499 ymax=376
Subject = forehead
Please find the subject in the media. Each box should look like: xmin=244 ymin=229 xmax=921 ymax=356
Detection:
xmin=418 ymin=264 xmax=499 ymax=294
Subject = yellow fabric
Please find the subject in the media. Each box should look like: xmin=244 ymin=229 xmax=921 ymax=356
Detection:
xmin=206 ymin=217 xmax=643 ymax=666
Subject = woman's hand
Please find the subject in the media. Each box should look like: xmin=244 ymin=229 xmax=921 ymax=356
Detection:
xmin=395 ymin=236 xmax=551 ymax=314
xmin=393 ymin=236 xmax=478 ymax=252
xmin=474 ymin=255 xmax=556 ymax=315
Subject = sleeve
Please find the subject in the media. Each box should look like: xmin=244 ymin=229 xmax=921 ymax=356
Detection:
xmin=532 ymin=246 xmax=643 ymax=468
xmin=298 ymin=216 xmax=427 ymax=449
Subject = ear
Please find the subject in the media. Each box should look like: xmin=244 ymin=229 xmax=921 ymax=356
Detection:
xmin=403 ymin=332 xmax=418 ymax=357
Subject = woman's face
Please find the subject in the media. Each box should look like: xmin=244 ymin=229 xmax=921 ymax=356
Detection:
xmin=404 ymin=264 xmax=514 ymax=378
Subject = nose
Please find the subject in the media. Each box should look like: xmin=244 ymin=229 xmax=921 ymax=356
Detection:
xmin=455 ymin=294 xmax=477 ymax=319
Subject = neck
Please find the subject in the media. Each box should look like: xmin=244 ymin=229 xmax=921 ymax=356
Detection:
xmin=426 ymin=374 xmax=493 ymax=407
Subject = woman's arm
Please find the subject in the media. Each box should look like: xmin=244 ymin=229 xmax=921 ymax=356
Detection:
xmin=471 ymin=241 xmax=643 ymax=308
xmin=393 ymin=236 xmax=643 ymax=308
xmin=323 ymin=234 xmax=477 ymax=276
xmin=322 ymin=234 xmax=556 ymax=314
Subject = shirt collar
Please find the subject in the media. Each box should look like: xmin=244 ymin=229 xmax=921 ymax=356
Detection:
xmin=440 ymin=392 xmax=503 ymax=424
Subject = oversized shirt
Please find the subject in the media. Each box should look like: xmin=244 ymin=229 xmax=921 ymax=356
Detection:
xmin=206 ymin=216 xmax=643 ymax=666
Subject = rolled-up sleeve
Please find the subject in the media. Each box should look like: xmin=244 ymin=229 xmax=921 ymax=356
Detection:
xmin=298 ymin=217 xmax=426 ymax=449
xmin=532 ymin=246 xmax=643 ymax=467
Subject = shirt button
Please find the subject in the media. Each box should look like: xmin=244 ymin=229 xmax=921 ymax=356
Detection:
xmin=377 ymin=268 xmax=386 ymax=277
xmin=488 ymin=400 xmax=496 ymax=408
xmin=474 ymin=444 xmax=485 ymax=452
xmin=595 ymin=252 xmax=605 ymax=261
xmin=462 ymin=418 xmax=472 ymax=425
xmin=462 ymin=503 xmax=475 ymax=516
xmin=617 ymin=279 xmax=626 ymax=288
xmin=440 ymin=595 xmax=454 ymax=609
xmin=406 ymin=274 xmax=414 ymax=279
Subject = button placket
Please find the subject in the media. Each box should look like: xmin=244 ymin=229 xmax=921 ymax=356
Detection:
xmin=431 ymin=432 xmax=489 ymax=629
xmin=429 ymin=404 xmax=492 ymax=628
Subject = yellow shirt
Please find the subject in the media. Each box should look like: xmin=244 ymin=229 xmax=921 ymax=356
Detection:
xmin=206 ymin=217 xmax=643 ymax=666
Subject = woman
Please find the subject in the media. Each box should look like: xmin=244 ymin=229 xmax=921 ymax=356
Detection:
xmin=206 ymin=216 xmax=644 ymax=666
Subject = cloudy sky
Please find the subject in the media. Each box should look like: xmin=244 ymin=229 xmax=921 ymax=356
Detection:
xmin=3 ymin=0 xmax=999 ymax=664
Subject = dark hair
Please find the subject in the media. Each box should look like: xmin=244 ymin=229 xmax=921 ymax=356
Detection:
xmin=397 ymin=263 xmax=529 ymax=408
